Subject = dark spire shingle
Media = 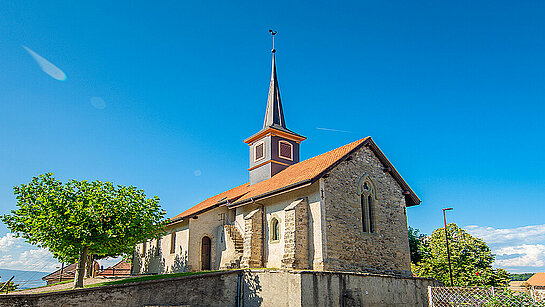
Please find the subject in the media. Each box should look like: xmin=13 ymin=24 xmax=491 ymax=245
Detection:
xmin=263 ymin=53 xmax=286 ymax=130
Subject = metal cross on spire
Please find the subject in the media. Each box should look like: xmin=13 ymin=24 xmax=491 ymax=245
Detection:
xmin=269 ymin=29 xmax=277 ymax=53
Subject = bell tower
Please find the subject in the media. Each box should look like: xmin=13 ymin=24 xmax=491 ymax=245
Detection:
xmin=244 ymin=30 xmax=306 ymax=185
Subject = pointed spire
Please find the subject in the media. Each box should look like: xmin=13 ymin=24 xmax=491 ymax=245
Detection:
xmin=243 ymin=29 xmax=305 ymax=146
xmin=263 ymin=50 xmax=286 ymax=129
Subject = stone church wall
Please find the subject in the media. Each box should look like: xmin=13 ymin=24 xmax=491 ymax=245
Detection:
xmin=235 ymin=183 xmax=321 ymax=269
xmin=322 ymin=145 xmax=412 ymax=276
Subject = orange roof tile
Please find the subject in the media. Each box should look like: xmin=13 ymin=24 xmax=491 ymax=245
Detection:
xmin=98 ymin=260 xmax=131 ymax=276
xmin=170 ymin=137 xmax=419 ymax=222
xmin=42 ymin=261 xmax=99 ymax=281
xmin=527 ymin=273 xmax=545 ymax=286
xmin=42 ymin=263 xmax=78 ymax=281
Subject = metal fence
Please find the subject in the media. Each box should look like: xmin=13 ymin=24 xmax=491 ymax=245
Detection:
xmin=428 ymin=286 xmax=545 ymax=307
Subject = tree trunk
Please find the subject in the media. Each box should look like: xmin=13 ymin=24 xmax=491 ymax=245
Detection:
xmin=73 ymin=246 xmax=88 ymax=289
xmin=85 ymin=254 xmax=94 ymax=278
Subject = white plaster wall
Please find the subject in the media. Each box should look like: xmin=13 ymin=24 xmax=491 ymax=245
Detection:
xmin=308 ymin=195 xmax=323 ymax=270
xmin=217 ymin=219 xmax=241 ymax=269
xmin=264 ymin=203 xmax=286 ymax=268
xmin=161 ymin=221 xmax=189 ymax=273
xmin=187 ymin=206 xmax=230 ymax=271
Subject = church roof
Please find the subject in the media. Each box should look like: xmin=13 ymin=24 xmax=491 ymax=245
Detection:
xmin=170 ymin=137 xmax=420 ymax=223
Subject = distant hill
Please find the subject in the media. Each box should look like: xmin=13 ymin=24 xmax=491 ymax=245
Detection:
xmin=510 ymin=273 xmax=535 ymax=281
xmin=0 ymin=268 xmax=50 ymax=289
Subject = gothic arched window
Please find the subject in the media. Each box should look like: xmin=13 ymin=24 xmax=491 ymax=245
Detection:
xmin=358 ymin=176 xmax=376 ymax=233
xmin=270 ymin=218 xmax=280 ymax=241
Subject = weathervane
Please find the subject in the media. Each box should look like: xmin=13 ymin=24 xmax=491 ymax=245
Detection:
xmin=269 ymin=29 xmax=277 ymax=53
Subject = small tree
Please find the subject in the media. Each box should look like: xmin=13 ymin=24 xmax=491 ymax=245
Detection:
xmin=412 ymin=223 xmax=509 ymax=287
xmin=0 ymin=281 xmax=18 ymax=293
xmin=2 ymin=173 xmax=166 ymax=288
xmin=408 ymin=226 xmax=428 ymax=265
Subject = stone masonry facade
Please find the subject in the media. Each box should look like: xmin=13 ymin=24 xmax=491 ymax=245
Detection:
xmin=281 ymin=198 xmax=310 ymax=269
xmin=322 ymin=144 xmax=412 ymax=276
xmin=241 ymin=207 xmax=263 ymax=268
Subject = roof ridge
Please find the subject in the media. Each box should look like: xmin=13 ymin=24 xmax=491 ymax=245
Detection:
xmin=291 ymin=137 xmax=370 ymax=165
xmin=170 ymin=137 xmax=372 ymax=221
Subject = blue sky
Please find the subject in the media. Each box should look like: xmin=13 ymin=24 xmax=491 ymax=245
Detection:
xmin=0 ymin=1 xmax=544 ymax=274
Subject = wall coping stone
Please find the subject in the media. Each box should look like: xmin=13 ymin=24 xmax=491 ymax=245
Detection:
xmin=1 ymin=270 xmax=244 ymax=299
xmin=0 ymin=269 xmax=441 ymax=300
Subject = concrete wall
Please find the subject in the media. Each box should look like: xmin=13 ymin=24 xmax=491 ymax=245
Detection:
xmin=299 ymin=271 xmax=440 ymax=307
xmin=322 ymin=145 xmax=412 ymax=276
xmin=0 ymin=270 xmax=441 ymax=307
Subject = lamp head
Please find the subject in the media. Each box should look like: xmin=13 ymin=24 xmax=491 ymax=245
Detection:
xmin=443 ymin=207 xmax=453 ymax=211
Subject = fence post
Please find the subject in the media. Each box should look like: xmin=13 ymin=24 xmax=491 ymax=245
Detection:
xmin=491 ymin=286 xmax=495 ymax=297
xmin=428 ymin=286 xmax=433 ymax=307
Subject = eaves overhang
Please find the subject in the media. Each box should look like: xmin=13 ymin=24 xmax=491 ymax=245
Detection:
xmin=244 ymin=126 xmax=306 ymax=144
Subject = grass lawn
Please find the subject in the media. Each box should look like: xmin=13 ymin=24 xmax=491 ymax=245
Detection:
xmin=12 ymin=270 xmax=225 ymax=294
xmin=84 ymin=270 xmax=221 ymax=288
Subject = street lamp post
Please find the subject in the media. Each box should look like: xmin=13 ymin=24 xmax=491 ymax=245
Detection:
xmin=443 ymin=207 xmax=454 ymax=286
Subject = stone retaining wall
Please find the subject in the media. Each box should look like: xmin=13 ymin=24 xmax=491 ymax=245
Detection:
xmin=0 ymin=270 xmax=441 ymax=307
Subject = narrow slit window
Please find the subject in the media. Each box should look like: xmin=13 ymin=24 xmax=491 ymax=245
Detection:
xmin=170 ymin=232 xmax=176 ymax=254
xmin=361 ymin=195 xmax=369 ymax=233
xmin=368 ymin=195 xmax=374 ymax=233
xmin=360 ymin=179 xmax=375 ymax=233
xmin=271 ymin=218 xmax=280 ymax=241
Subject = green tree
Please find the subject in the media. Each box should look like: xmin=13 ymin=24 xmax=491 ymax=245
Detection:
xmin=509 ymin=273 xmax=534 ymax=281
xmin=412 ymin=223 xmax=509 ymax=287
xmin=2 ymin=173 xmax=166 ymax=289
xmin=408 ymin=226 xmax=428 ymax=264
xmin=0 ymin=281 xmax=18 ymax=293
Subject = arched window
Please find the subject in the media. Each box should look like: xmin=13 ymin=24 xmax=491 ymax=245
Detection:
xmin=270 ymin=218 xmax=280 ymax=241
xmin=358 ymin=176 xmax=376 ymax=233
xmin=170 ymin=232 xmax=176 ymax=254
xmin=201 ymin=236 xmax=211 ymax=270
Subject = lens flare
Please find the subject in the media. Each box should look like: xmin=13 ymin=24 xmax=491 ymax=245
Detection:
xmin=90 ymin=97 xmax=106 ymax=109
xmin=23 ymin=46 xmax=67 ymax=81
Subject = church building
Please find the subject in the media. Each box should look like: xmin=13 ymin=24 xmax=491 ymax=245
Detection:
xmin=132 ymin=41 xmax=420 ymax=277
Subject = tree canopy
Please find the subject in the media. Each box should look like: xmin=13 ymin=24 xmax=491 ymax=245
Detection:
xmin=510 ymin=273 xmax=534 ymax=281
xmin=2 ymin=173 xmax=167 ymax=288
xmin=408 ymin=226 xmax=428 ymax=265
xmin=411 ymin=223 xmax=509 ymax=287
